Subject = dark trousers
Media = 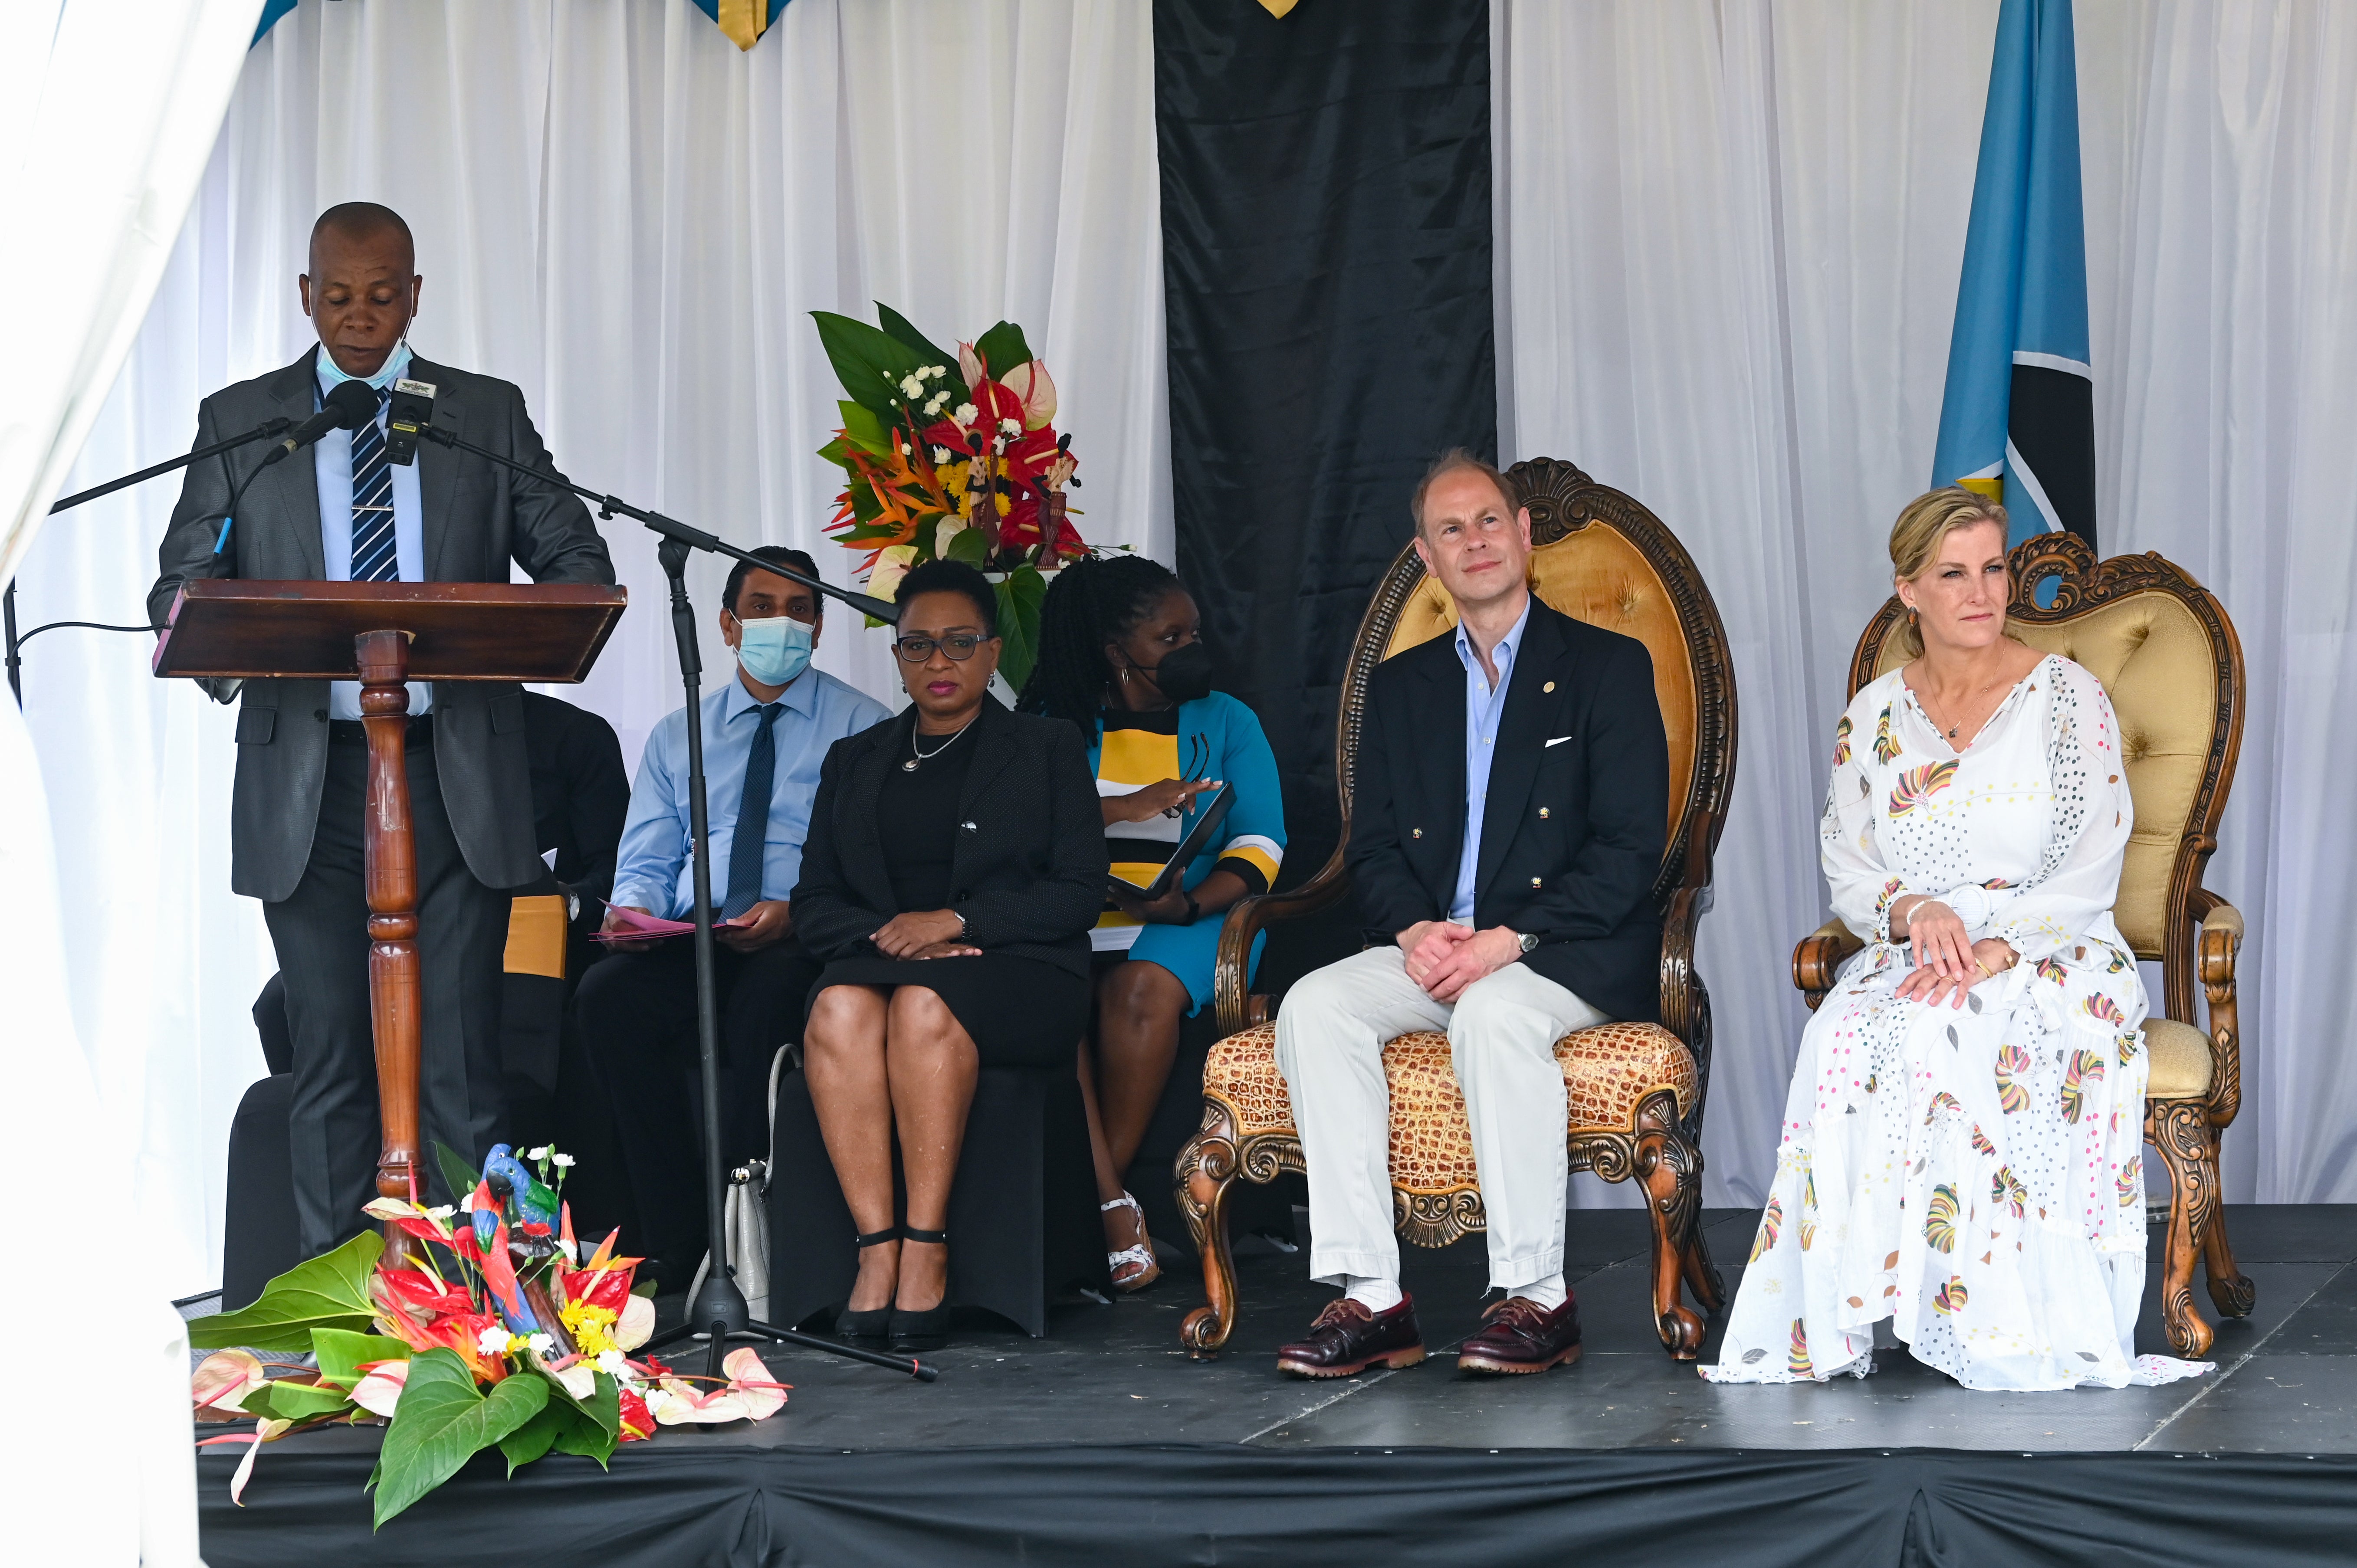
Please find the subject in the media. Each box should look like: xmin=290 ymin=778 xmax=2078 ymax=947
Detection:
xmin=577 ymin=936 xmax=823 ymax=1280
xmin=262 ymin=731 xmax=509 ymax=1257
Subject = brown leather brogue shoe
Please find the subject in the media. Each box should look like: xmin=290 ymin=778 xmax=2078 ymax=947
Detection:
xmin=1456 ymin=1293 xmax=1582 ymax=1374
xmin=1276 ymin=1295 xmax=1426 ymax=1378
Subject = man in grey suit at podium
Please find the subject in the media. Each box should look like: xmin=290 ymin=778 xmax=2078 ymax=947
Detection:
xmin=148 ymin=202 xmax=615 ymax=1257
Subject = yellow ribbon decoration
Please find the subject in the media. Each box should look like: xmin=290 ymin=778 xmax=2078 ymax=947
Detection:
xmin=717 ymin=0 xmax=767 ymax=52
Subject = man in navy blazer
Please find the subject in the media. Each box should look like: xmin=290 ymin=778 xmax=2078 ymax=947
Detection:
xmin=1273 ymin=450 xmax=1668 ymax=1380
xmin=148 ymin=203 xmax=614 ymax=1258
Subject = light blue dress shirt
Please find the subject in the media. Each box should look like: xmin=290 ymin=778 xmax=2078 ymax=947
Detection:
xmin=610 ymin=667 xmax=891 ymax=919
xmin=1448 ymin=597 xmax=1532 ymax=925
xmin=314 ymin=342 xmax=428 ymax=719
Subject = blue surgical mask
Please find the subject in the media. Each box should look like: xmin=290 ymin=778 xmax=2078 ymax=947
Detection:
xmin=319 ymin=338 xmax=414 ymax=394
xmin=737 ymin=614 xmax=814 ymax=686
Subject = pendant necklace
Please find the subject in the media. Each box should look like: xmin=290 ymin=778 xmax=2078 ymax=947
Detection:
xmin=904 ymin=715 xmax=977 ymax=771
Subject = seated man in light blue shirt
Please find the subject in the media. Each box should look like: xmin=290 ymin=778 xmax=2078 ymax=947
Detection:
xmin=579 ymin=545 xmax=891 ymax=1288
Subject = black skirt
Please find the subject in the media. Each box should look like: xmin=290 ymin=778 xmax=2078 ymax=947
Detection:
xmin=810 ymin=952 xmax=1088 ymax=1069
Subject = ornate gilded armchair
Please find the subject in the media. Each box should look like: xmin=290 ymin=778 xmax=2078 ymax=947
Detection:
xmin=1175 ymin=456 xmax=1737 ymax=1360
xmin=1792 ymin=535 xmax=2251 ymax=1356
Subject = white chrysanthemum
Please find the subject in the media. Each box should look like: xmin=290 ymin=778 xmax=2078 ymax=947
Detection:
xmin=551 ymin=1153 xmax=575 ymax=1169
xmin=953 ymin=403 xmax=977 ymax=425
xmin=423 ymin=1204 xmax=455 ymax=1220
xmin=924 ymin=393 xmax=947 ymax=416
xmin=596 ymin=1349 xmax=630 ymax=1376
xmin=930 ymin=446 xmax=950 ymax=463
xmin=998 ymin=417 xmax=1020 ymax=436
xmin=477 ymin=1325 xmax=516 ymax=1356
xmin=526 ymin=1333 xmax=555 ymax=1358
xmin=526 ymin=1145 xmax=550 ymax=1161
xmin=899 ymin=374 xmax=925 ymax=400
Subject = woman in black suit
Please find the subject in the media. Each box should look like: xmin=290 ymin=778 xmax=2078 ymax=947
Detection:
xmin=794 ymin=559 xmax=1106 ymax=1349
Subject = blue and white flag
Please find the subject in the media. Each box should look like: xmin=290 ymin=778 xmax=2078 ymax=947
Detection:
xmin=1931 ymin=0 xmax=2095 ymax=548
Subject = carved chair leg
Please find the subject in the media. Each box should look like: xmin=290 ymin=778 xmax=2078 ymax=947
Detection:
xmin=2148 ymin=1100 xmax=2219 ymax=1359
xmin=2201 ymin=1173 xmax=2256 ymax=1320
xmin=1682 ymin=1214 xmax=1725 ymax=1314
xmin=1634 ymin=1094 xmax=1705 ymax=1360
xmin=1176 ymin=1106 xmax=1243 ymax=1357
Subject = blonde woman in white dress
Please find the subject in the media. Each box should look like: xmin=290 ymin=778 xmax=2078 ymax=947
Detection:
xmin=1704 ymin=490 xmax=2208 ymax=1392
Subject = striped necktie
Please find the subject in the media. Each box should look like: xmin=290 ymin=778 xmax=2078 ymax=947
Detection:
xmin=348 ymin=387 xmax=398 ymax=582
xmin=721 ymin=703 xmax=786 ymax=920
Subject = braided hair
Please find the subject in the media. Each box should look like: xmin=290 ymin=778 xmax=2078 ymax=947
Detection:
xmin=1016 ymin=552 xmax=1185 ymax=734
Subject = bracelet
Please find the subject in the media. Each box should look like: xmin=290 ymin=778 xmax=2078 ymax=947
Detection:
xmin=1973 ymin=958 xmax=1993 ymax=979
xmin=1180 ymin=892 xmax=1201 ymax=926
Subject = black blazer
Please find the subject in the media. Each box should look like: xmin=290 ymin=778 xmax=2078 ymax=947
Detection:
xmin=1348 ymin=598 xmax=1669 ymax=1023
xmin=146 ymin=347 xmax=614 ymax=900
xmin=792 ymin=699 xmax=1107 ymax=979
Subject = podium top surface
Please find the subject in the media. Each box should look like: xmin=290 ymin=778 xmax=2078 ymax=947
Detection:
xmin=152 ymin=580 xmax=628 ymax=682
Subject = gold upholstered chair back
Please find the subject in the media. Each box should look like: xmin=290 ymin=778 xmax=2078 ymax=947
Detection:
xmin=1847 ymin=534 xmax=2243 ymax=1022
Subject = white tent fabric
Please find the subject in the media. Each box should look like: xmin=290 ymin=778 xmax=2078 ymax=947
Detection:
xmin=0 ymin=0 xmax=260 ymax=1558
xmin=1494 ymin=0 xmax=2357 ymax=1207
xmin=14 ymin=0 xmax=1168 ymax=1298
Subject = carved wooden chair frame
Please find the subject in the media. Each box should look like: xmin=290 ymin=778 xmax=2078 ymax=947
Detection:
xmin=1791 ymin=533 xmax=2252 ymax=1356
xmin=1177 ymin=456 xmax=1738 ymax=1359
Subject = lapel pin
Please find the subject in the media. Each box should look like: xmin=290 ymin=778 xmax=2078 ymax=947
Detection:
xmin=1543 ymin=680 xmax=1556 ymax=693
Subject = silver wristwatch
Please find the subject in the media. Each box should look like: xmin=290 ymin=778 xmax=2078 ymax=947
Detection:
xmin=1515 ymin=930 xmax=1539 ymax=955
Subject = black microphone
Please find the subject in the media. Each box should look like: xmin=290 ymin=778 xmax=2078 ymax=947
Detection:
xmin=386 ymin=377 xmax=437 ymax=466
xmin=259 ymin=377 xmax=379 ymax=467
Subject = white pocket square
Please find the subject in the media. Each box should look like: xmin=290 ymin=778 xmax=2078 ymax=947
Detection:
xmin=1545 ymin=736 xmax=1573 ymax=748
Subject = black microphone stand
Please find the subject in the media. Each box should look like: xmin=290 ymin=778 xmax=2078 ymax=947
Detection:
xmin=5 ymin=417 xmax=292 ymax=703
xmin=415 ymin=425 xmax=933 ymax=1383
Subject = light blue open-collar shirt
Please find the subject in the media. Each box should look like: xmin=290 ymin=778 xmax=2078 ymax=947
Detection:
xmin=610 ymin=665 xmax=891 ymax=920
xmin=1448 ymin=596 xmax=1532 ymax=925
xmin=314 ymin=341 xmax=427 ymax=719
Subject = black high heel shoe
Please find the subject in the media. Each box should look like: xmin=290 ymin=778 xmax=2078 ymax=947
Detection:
xmin=890 ymin=1227 xmax=953 ymax=1351
xmin=835 ymin=1227 xmax=901 ymax=1341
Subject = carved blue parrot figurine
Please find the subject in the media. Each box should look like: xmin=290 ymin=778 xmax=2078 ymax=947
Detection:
xmin=479 ymin=1143 xmax=562 ymax=1258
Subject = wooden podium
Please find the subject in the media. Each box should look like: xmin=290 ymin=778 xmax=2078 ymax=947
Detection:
xmin=154 ymin=581 xmax=626 ymax=1235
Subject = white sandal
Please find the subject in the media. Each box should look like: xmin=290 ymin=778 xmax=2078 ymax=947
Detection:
xmin=1101 ymin=1193 xmax=1161 ymax=1292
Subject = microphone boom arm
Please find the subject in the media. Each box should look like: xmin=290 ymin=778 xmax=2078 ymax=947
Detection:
xmin=417 ymin=426 xmax=901 ymax=624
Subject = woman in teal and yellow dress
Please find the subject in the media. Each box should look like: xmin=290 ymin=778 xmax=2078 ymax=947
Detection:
xmin=1018 ymin=554 xmax=1285 ymax=1290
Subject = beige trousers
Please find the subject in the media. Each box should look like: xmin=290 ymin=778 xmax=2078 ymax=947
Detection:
xmin=1274 ymin=945 xmax=1609 ymax=1292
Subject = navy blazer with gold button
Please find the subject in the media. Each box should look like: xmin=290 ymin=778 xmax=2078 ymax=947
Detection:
xmin=1347 ymin=597 xmax=1668 ymax=1023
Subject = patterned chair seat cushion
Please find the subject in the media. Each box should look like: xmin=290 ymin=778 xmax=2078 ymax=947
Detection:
xmin=1203 ymin=1021 xmax=1696 ymax=1197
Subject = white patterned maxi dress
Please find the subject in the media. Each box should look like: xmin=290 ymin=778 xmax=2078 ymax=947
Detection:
xmin=1703 ymin=654 xmax=2208 ymax=1391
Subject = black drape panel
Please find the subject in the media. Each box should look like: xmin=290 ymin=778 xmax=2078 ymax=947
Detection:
xmin=1156 ymin=0 xmax=1497 ymax=880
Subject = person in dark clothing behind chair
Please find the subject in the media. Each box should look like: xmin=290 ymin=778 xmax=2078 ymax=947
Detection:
xmin=581 ymin=546 xmax=889 ymax=1291
xmin=796 ymin=559 xmax=1106 ymax=1351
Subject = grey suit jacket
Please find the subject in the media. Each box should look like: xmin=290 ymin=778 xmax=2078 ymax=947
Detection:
xmin=147 ymin=347 xmax=617 ymax=902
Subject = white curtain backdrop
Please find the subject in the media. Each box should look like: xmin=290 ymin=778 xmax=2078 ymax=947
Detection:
xmin=0 ymin=0 xmax=257 ymax=1558
xmin=15 ymin=0 xmax=1168 ymax=1297
xmin=1494 ymin=0 xmax=2357 ymax=1208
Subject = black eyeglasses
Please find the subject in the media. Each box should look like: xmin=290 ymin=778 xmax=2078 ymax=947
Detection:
xmin=892 ymin=632 xmax=989 ymax=663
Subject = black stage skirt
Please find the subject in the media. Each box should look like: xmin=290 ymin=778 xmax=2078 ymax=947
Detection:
xmin=810 ymin=953 xmax=1087 ymax=1069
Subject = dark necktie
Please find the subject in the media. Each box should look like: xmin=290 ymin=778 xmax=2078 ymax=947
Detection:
xmin=348 ymin=386 xmax=398 ymax=582
xmin=722 ymin=703 xmax=785 ymax=920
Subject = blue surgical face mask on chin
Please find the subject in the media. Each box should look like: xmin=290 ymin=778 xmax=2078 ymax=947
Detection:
xmin=736 ymin=614 xmax=814 ymax=687
xmin=320 ymin=337 xmax=415 ymax=394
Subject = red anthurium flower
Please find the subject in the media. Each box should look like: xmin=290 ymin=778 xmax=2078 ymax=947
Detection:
xmin=617 ymin=1387 xmax=656 ymax=1442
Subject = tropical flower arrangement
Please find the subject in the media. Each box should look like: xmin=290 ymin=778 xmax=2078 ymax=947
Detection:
xmin=188 ymin=1144 xmax=785 ymax=1527
xmin=812 ymin=304 xmax=1084 ymax=689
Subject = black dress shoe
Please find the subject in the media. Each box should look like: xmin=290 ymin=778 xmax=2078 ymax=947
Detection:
xmin=835 ymin=1227 xmax=900 ymax=1342
xmin=1276 ymin=1294 xmax=1425 ymax=1378
xmin=890 ymin=1226 xmax=952 ymax=1351
xmin=1456 ymin=1293 xmax=1582 ymax=1374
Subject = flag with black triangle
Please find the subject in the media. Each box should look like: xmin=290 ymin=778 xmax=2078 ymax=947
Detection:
xmin=1932 ymin=0 xmax=2095 ymax=550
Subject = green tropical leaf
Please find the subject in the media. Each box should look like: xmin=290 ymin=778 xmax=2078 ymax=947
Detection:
xmin=817 ymin=435 xmax=852 ymax=468
xmin=311 ymin=1328 xmax=411 ymax=1392
xmin=242 ymin=1376 xmax=357 ymax=1423
xmin=875 ymin=303 xmax=962 ymax=389
xmin=993 ymin=566 xmax=1049 ymax=693
xmin=943 ymin=527 xmax=988 ymax=565
xmin=837 ymin=400 xmax=894 ymax=457
xmin=188 ymin=1231 xmax=384 ymax=1352
xmin=972 ymin=321 xmax=1032 ymax=382
xmin=496 ymin=1402 xmax=565 ymax=1475
xmin=811 ymin=310 xmax=925 ymax=414
xmin=432 ymin=1140 xmax=483 ymax=1210
xmin=372 ymin=1348 xmax=549 ymax=1529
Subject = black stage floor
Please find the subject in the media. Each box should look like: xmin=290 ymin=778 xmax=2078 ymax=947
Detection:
xmin=192 ymin=1204 xmax=2357 ymax=1566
